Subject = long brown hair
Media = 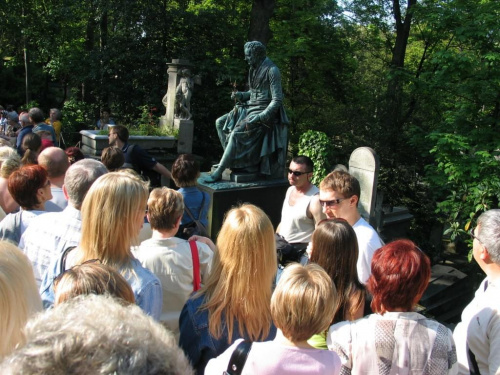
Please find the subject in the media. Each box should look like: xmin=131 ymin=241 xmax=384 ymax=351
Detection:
xmin=310 ymin=218 xmax=365 ymax=323
xmin=201 ymin=204 xmax=277 ymax=342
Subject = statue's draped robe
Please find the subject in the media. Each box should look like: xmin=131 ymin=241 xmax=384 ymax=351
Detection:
xmin=220 ymin=57 xmax=288 ymax=177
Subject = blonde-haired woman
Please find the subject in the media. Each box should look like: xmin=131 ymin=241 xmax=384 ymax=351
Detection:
xmin=179 ymin=203 xmax=277 ymax=374
xmin=0 ymin=241 xmax=42 ymax=359
xmin=205 ymin=263 xmax=341 ymax=375
xmin=40 ymin=171 xmax=162 ymax=319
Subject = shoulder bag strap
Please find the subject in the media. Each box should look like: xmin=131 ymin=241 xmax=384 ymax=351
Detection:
xmin=196 ymin=192 xmax=206 ymax=221
xmin=59 ymin=246 xmax=77 ymax=274
xmin=189 ymin=240 xmax=201 ymax=292
xmin=223 ymin=341 xmax=253 ymax=375
xmin=184 ymin=204 xmax=196 ymax=222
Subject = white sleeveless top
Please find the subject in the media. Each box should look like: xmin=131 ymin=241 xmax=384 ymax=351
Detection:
xmin=279 ymin=185 xmax=319 ymax=243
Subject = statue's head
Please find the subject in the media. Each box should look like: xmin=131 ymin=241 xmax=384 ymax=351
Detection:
xmin=244 ymin=41 xmax=266 ymax=67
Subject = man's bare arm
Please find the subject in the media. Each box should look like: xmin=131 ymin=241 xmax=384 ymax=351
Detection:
xmin=152 ymin=162 xmax=172 ymax=180
xmin=308 ymin=194 xmax=326 ymax=227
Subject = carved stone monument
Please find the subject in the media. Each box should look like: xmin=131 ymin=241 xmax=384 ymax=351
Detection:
xmin=160 ymin=59 xmax=200 ymax=154
xmin=348 ymin=147 xmax=380 ymax=228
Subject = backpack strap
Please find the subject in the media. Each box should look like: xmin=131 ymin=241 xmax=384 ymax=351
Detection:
xmin=223 ymin=341 xmax=253 ymax=375
xmin=189 ymin=240 xmax=201 ymax=292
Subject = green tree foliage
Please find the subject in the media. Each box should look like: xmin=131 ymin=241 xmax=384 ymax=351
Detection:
xmin=1 ymin=0 xmax=499 ymax=256
xmin=298 ymin=130 xmax=334 ymax=185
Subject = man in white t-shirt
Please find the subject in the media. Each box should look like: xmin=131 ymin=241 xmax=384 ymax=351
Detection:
xmin=276 ymin=156 xmax=324 ymax=264
xmin=319 ymin=170 xmax=383 ymax=284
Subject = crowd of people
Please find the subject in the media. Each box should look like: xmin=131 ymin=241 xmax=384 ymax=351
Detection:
xmin=0 ymin=104 xmax=497 ymax=374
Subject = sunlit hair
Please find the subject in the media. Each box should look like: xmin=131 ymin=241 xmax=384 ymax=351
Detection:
xmin=368 ymin=239 xmax=430 ymax=314
xmin=477 ymin=209 xmax=500 ymax=264
xmin=0 ymin=241 xmax=42 ymax=359
xmin=21 ymin=133 xmax=41 ymax=166
xmin=0 ymin=295 xmax=193 ymax=375
xmin=78 ymin=171 xmax=149 ymax=269
xmin=310 ymin=219 xmax=365 ymax=323
xmin=64 ymin=159 xmax=108 ymax=209
xmin=147 ymin=187 xmax=184 ymax=231
xmin=8 ymin=165 xmax=48 ymax=210
xmin=320 ymin=170 xmax=361 ymax=205
xmin=38 ymin=147 xmax=70 ymax=178
xmin=201 ymin=204 xmax=277 ymax=342
xmin=101 ymin=146 xmax=125 ymax=171
xmin=54 ymin=262 xmax=135 ymax=305
xmin=0 ymin=149 xmax=20 ymax=179
xmin=171 ymin=154 xmax=200 ymax=187
xmin=272 ymin=263 xmax=336 ymax=342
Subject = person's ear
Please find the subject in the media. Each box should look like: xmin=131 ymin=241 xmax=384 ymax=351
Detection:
xmin=350 ymin=195 xmax=359 ymax=206
xmin=62 ymin=185 xmax=69 ymax=200
xmin=479 ymin=245 xmax=491 ymax=262
xmin=175 ymin=215 xmax=182 ymax=229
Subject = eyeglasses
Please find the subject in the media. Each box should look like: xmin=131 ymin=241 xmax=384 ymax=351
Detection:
xmin=108 ymin=133 xmax=115 ymax=137
xmin=319 ymin=198 xmax=346 ymax=207
xmin=287 ymin=169 xmax=311 ymax=176
xmin=470 ymin=227 xmax=482 ymax=243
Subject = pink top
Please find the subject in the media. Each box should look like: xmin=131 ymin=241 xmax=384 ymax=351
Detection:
xmin=205 ymin=339 xmax=341 ymax=375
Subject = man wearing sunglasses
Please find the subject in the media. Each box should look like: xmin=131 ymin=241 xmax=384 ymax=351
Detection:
xmin=453 ymin=209 xmax=500 ymax=375
xmin=319 ymin=170 xmax=382 ymax=284
xmin=276 ymin=156 xmax=324 ymax=265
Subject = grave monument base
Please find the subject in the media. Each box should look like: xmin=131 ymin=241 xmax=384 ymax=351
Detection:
xmin=197 ymin=173 xmax=289 ymax=239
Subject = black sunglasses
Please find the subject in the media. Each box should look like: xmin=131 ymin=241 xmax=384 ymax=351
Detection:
xmin=287 ymin=169 xmax=311 ymax=176
xmin=319 ymin=198 xmax=346 ymax=207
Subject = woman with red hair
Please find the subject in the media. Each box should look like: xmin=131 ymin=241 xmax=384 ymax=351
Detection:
xmin=327 ymin=239 xmax=458 ymax=374
xmin=0 ymin=165 xmax=52 ymax=245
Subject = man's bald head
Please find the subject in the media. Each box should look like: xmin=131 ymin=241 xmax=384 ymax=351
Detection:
xmin=38 ymin=147 xmax=70 ymax=179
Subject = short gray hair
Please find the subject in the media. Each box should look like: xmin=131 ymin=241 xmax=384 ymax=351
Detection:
xmin=0 ymin=295 xmax=193 ymax=375
xmin=28 ymin=107 xmax=44 ymax=124
xmin=477 ymin=209 xmax=500 ymax=264
xmin=50 ymin=108 xmax=62 ymax=121
xmin=64 ymin=159 xmax=108 ymax=209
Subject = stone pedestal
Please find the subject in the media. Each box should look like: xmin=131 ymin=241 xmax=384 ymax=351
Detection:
xmin=197 ymin=174 xmax=289 ymax=239
xmin=161 ymin=59 xmax=193 ymax=131
xmin=174 ymin=119 xmax=193 ymax=154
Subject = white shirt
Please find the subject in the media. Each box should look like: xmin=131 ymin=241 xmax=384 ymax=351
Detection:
xmin=453 ymin=278 xmax=500 ymax=375
xmin=352 ymin=217 xmax=383 ymax=284
xmin=133 ymin=236 xmax=213 ymax=335
xmin=328 ymin=311 xmax=458 ymax=375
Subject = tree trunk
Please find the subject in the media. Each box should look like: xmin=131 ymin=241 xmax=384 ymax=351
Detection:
xmin=248 ymin=0 xmax=276 ymax=45
xmin=383 ymin=0 xmax=417 ymax=143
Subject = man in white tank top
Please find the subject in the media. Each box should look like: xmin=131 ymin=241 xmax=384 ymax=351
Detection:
xmin=276 ymin=156 xmax=325 ymax=264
